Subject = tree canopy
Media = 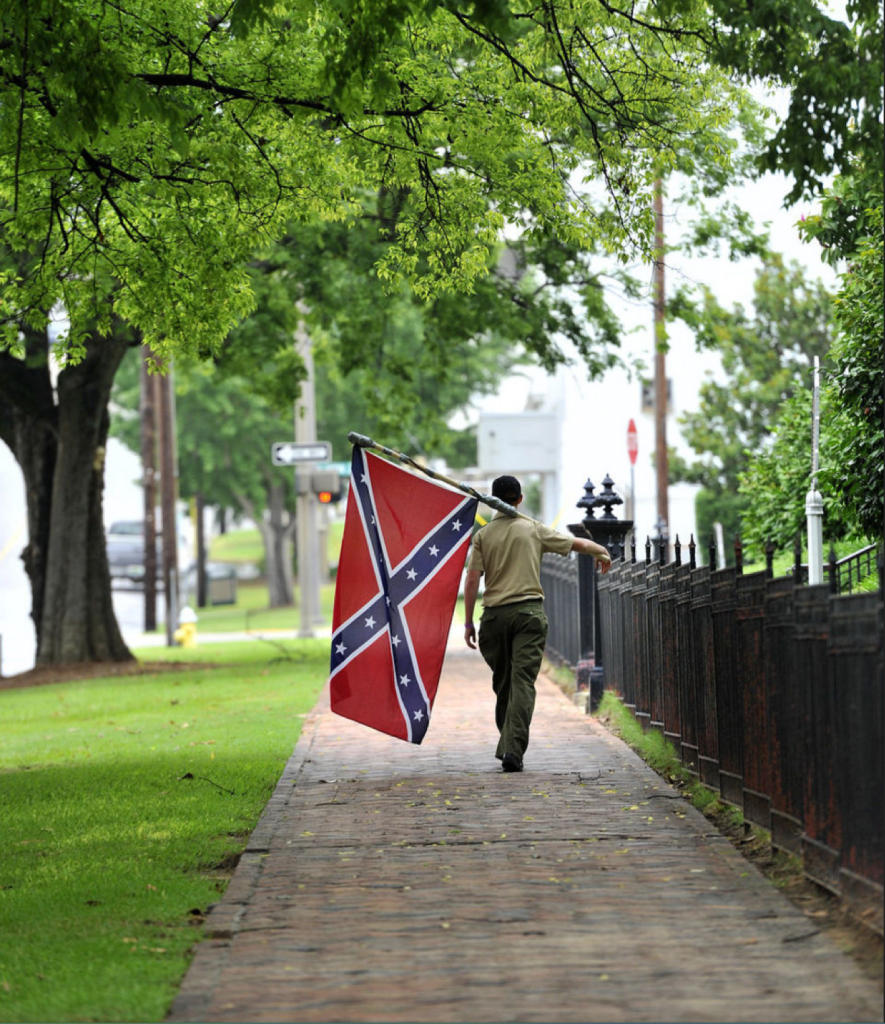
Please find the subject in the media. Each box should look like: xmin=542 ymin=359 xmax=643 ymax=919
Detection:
xmin=706 ymin=0 xmax=883 ymax=201
xmin=740 ymin=169 xmax=884 ymax=548
xmin=668 ymin=252 xmax=835 ymax=551
xmin=1 ymin=0 xmax=757 ymax=362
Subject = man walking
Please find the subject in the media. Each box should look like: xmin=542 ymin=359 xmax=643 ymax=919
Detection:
xmin=464 ymin=475 xmax=612 ymax=772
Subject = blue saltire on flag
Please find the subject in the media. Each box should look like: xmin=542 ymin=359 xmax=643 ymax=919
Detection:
xmin=329 ymin=446 xmax=477 ymax=743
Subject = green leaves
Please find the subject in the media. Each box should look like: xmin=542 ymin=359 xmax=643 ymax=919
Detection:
xmin=705 ymin=0 xmax=884 ymax=201
xmin=671 ymin=250 xmax=835 ymax=502
xmin=739 ymin=172 xmax=884 ymax=546
xmin=1 ymin=0 xmax=761 ymax=363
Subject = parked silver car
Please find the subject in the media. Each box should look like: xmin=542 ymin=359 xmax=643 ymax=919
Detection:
xmin=106 ymin=521 xmax=161 ymax=586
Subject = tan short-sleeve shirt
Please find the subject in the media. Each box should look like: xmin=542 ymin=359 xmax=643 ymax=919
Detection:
xmin=467 ymin=513 xmax=574 ymax=607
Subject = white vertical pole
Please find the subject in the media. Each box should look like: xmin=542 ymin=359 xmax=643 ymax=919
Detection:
xmin=714 ymin=521 xmax=726 ymax=570
xmin=806 ymin=356 xmax=824 ymax=584
xmin=295 ymin=307 xmax=321 ymax=636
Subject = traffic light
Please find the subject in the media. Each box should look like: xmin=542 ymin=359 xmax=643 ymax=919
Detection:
xmin=310 ymin=470 xmax=342 ymax=504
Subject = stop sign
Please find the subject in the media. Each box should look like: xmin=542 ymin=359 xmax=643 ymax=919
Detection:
xmin=627 ymin=419 xmax=638 ymax=465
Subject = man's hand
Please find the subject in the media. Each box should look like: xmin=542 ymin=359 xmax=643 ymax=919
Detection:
xmin=597 ymin=552 xmax=613 ymax=574
xmin=465 ymin=623 xmax=477 ymax=649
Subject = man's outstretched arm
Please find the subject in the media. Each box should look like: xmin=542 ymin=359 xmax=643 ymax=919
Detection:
xmin=571 ymin=536 xmax=613 ymax=573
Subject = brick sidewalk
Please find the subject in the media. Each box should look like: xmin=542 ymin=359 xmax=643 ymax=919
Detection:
xmin=168 ymin=650 xmax=883 ymax=1024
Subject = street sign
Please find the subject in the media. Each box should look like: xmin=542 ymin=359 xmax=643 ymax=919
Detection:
xmin=271 ymin=441 xmax=332 ymax=466
xmin=627 ymin=419 xmax=638 ymax=465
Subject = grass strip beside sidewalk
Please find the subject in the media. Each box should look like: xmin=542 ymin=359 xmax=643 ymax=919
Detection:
xmin=0 ymin=639 xmax=328 ymax=1023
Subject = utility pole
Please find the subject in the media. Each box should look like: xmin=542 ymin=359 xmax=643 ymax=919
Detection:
xmin=806 ymin=356 xmax=824 ymax=584
xmin=195 ymin=491 xmax=207 ymax=608
xmin=140 ymin=348 xmax=157 ymax=633
xmin=294 ymin=309 xmax=322 ymax=636
xmin=653 ymin=179 xmax=670 ymax=559
xmin=156 ymin=367 xmax=180 ymax=645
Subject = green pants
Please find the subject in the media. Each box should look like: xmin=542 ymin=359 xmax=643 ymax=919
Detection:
xmin=478 ymin=599 xmax=548 ymax=760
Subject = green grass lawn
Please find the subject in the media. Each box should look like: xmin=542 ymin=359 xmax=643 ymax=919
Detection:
xmin=207 ymin=521 xmax=345 ymax=569
xmin=206 ymin=528 xmax=264 ymax=565
xmin=0 ymin=640 xmax=329 ymax=1023
xmin=182 ymin=580 xmax=337 ymax=633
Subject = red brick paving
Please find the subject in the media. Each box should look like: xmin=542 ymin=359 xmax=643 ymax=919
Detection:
xmin=168 ymin=649 xmax=883 ymax=1023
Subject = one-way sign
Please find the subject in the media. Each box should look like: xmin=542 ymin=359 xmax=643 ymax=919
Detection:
xmin=272 ymin=441 xmax=332 ymax=466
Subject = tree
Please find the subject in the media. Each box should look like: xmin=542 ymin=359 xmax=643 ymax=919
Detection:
xmin=740 ymin=172 xmax=884 ymax=546
xmin=706 ymin=0 xmax=883 ymax=202
xmin=0 ymin=313 xmax=135 ymax=663
xmin=2 ymin=0 xmax=754 ymax=358
xmin=111 ymin=217 xmax=545 ymax=604
xmin=668 ymin=252 xmax=835 ymax=554
xmin=821 ymin=202 xmax=884 ymax=539
xmin=266 ymin=208 xmax=639 ymax=459
xmin=0 ymin=1 xmax=765 ymax=664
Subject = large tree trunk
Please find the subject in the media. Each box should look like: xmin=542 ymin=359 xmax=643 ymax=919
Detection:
xmin=0 ymin=325 xmax=57 ymax=648
xmin=0 ymin=323 xmax=134 ymax=665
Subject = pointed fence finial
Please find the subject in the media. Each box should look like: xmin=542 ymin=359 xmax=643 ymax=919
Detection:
xmin=577 ymin=479 xmax=598 ymax=521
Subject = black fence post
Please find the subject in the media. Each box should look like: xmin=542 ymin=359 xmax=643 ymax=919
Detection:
xmin=569 ymin=474 xmax=633 ymax=710
xmin=828 ymin=544 xmax=838 ymax=594
xmin=568 ymin=479 xmax=599 ymax=686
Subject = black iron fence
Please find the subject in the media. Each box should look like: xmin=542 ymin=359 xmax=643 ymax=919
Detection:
xmin=541 ymin=552 xmax=580 ymax=667
xmin=590 ymin=550 xmax=883 ymax=932
xmin=828 ymin=543 xmax=879 ymax=593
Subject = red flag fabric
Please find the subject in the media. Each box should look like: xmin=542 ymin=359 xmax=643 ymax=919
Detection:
xmin=329 ymin=446 xmax=478 ymax=743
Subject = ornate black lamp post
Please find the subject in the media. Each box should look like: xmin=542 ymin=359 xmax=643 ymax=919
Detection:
xmin=568 ymin=474 xmax=633 ymax=709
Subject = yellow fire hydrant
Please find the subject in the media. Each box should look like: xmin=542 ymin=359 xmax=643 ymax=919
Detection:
xmin=174 ymin=605 xmax=198 ymax=648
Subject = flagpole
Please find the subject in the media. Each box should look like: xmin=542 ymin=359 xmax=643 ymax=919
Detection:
xmin=347 ymin=432 xmax=532 ymax=521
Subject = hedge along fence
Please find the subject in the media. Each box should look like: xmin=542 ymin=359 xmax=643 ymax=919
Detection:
xmin=594 ymin=552 xmax=883 ymax=934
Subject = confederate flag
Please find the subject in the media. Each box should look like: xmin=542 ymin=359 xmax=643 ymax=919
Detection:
xmin=329 ymin=445 xmax=478 ymax=743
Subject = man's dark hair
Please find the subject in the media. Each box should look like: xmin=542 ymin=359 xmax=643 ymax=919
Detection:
xmin=492 ymin=475 xmax=522 ymax=504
